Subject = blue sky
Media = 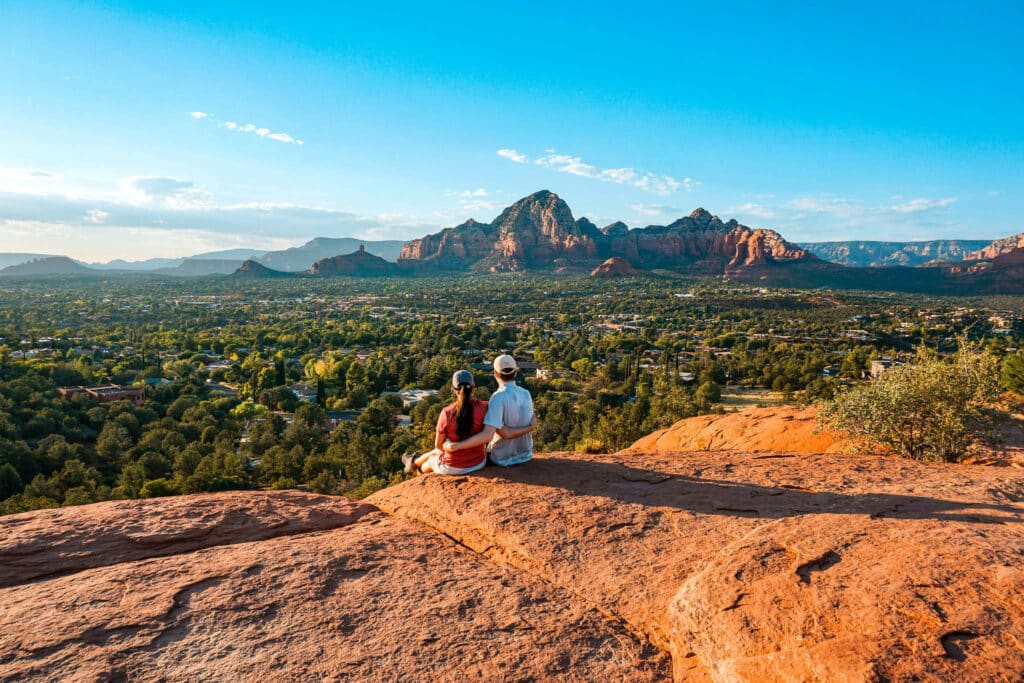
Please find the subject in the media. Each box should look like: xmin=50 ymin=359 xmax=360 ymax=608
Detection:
xmin=1 ymin=1 xmax=1022 ymax=260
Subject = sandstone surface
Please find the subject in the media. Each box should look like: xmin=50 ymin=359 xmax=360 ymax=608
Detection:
xmin=3 ymin=449 xmax=1023 ymax=681
xmin=0 ymin=490 xmax=373 ymax=588
xmin=591 ymin=256 xmax=639 ymax=277
xmin=0 ymin=493 xmax=666 ymax=682
xmin=372 ymin=451 xmax=1024 ymax=681
xmin=624 ymin=406 xmax=862 ymax=455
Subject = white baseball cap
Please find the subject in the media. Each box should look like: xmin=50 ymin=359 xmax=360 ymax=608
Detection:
xmin=493 ymin=354 xmax=518 ymax=373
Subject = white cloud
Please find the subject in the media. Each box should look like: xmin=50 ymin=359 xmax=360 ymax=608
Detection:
xmin=890 ymin=197 xmax=958 ymax=213
xmin=118 ymin=176 xmax=213 ymax=209
xmin=788 ymin=196 xmax=863 ymax=219
xmin=987 ymin=190 xmax=1000 ymax=197
xmin=631 ymin=203 xmax=683 ymax=216
xmin=497 ymin=148 xmax=528 ymax=163
xmin=0 ymin=177 xmax=441 ymax=261
xmin=459 ymin=199 xmax=502 ymax=214
xmin=195 ymin=115 xmax=303 ymax=145
xmin=0 ymin=220 xmax=298 ymax=263
xmin=732 ymin=192 xmax=972 ymax=242
xmin=725 ymin=203 xmax=778 ymax=219
xmin=532 ymin=151 xmax=695 ymax=196
xmin=0 ymin=167 xmax=65 ymax=194
xmin=84 ymin=209 xmax=109 ymax=224
xmin=459 ymin=188 xmax=488 ymax=197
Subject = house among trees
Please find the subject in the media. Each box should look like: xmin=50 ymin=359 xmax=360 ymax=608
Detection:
xmin=57 ymin=384 xmax=146 ymax=406
xmin=290 ymin=383 xmax=319 ymax=402
xmin=869 ymin=359 xmax=900 ymax=379
xmin=397 ymin=389 xmax=437 ymax=409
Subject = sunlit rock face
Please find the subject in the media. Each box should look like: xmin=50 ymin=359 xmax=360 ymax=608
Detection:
xmin=400 ymin=191 xmax=813 ymax=274
xmin=4 ymin=442 xmax=1023 ymax=681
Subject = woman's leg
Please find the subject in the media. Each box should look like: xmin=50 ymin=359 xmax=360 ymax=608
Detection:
xmin=416 ymin=448 xmax=440 ymax=473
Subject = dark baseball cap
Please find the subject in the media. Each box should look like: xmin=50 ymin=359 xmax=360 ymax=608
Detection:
xmin=451 ymin=369 xmax=474 ymax=388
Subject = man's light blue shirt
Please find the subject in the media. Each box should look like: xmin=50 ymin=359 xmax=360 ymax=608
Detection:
xmin=484 ymin=381 xmax=534 ymax=466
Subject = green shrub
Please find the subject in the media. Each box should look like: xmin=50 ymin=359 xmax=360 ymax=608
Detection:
xmin=819 ymin=346 xmax=1003 ymax=463
xmin=140 ymin=478 xmax=179 ymax=498
xmin=1001 ymin=351 xmax=1024 ymax=394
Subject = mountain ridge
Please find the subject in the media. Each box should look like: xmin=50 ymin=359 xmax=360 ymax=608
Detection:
xmin=801 ymin=240 xmax=991 ymax=267
xmin=400 ymin=190 xmax=817 ymax=277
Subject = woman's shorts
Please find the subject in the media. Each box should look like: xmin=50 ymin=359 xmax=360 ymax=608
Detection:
xmin=426 ymin=450 xmax=486 ymax=475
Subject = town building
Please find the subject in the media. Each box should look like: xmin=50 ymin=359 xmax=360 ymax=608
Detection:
xmin=58 ymin=384 xmax=146 ymax=406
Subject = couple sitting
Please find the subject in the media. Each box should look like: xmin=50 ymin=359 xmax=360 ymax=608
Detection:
xmin=404 ymin=354 xmax=536 ymax=476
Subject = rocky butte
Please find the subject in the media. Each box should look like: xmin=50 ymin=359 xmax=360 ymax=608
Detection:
xmin=308 ymin=245 xmax=402 ymax=277
xmin=2 ymin=409 xmax=1023 ymax=681
xmin=398 ymin=190 xmax=821 ymax=278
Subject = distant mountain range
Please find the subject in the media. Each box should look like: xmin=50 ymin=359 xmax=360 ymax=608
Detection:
xmin=799 ymin=240 xmax=991 ymax=267
xmin=0 ymin=238 xmax=406 ymax=277
xmin=0 ymin=253 xmax=60 ymax=269
xmin=0 ymin=256 xmax=96 ymax=276
xmin=3 ymin=190 xmax=1024 ymax=294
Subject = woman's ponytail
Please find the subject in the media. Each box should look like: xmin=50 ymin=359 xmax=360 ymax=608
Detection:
xmin=454 ymin=383 xmax=475 ymax=440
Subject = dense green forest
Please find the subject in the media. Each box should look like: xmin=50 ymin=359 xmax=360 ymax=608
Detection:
xmin=1 ymin=273 xmax=1021 ymax=514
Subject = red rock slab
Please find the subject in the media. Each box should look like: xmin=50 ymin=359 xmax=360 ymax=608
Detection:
xmin=0 ymin=491 xmax=374 ymax=588
xmin=0 ymin=511 xmax=670 ymax=682
xmin=623 ymin=406 xmax=863 ymax=455
xmin=369 ymin=450 xmax=1024 ymax=680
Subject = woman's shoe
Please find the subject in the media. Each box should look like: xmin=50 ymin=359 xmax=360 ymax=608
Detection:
xmin=401 ymin=452 xmax=417 ymax=475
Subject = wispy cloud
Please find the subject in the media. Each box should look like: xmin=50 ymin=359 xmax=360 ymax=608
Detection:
xmin=737 ymin=192 xmax=972 ymax=241
xmin=526 ymin=151 xmax=695 ymax=196
xmin=889 ymin=197 xmax=957 ymax=213
xmin=0 ymin=167 xmax=65 ymax=194
xmin=631 ymin=203 xmax=683 ymax=216
xmin=497 ymin=148 xmax=528 ymax=163
xmin=84 ymin=209 xmax=109 ymax=224
xmin=118 ymin=176 xmax=213 ymax=209
xmin=0 ymin=177 xmax=438 ymax=260
xmin=725 ymin=202 xmax=778 ymax=220
xmin=459 ymin=199 xmax=502 ymax=214
xmin=190 ymin=112 xmax=304 ymax=145
xmin=788 ymin=196 xmax=863 ymax=219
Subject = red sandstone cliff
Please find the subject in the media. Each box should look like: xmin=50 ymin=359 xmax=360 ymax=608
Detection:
xmin=398 ymin=191 xmax=815 ymax=274
xmin=965 ymin=232 xmax=1024 ymax=261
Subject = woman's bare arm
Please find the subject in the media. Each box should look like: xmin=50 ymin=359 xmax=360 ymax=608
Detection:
xmin=444 ymin=425 xmax=497 ymax=452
